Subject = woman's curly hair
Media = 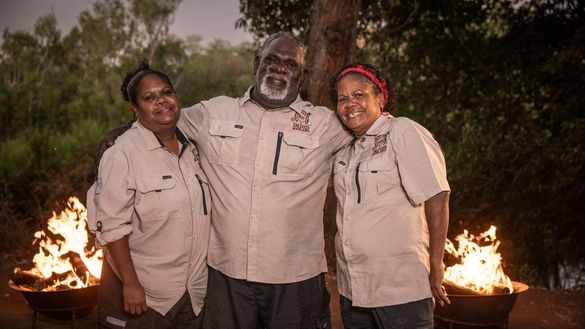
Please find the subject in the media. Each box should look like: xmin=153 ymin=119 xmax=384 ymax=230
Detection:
xmin=329 ymin=62 xmax=397 ymax=113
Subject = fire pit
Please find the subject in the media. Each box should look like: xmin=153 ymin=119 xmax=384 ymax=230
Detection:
xmin=9 ymin=280 xmax=98 ymax=322
xmin=434 ymin=281 xmax=528 ymax=328
xmin=9 ymin=197 xmax=102 ymax=328
xmin=435 ymin=225 xmax=527 ymax=328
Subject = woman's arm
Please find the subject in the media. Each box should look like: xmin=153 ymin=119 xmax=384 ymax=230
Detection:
xmin=107 ymin=236 xmax=148 ymax=315
xmin=425 ymin=190 xmax=451 ymax=306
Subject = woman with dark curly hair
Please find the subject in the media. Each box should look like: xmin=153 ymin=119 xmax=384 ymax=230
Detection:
xmin=329 ymin=63 xmax=451 ymax=328
xmin=88 ymin=62 xmax=210 ymax=328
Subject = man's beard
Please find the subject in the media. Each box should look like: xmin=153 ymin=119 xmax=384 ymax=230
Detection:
xmin=259 ymin=74 xmax=290 ymax=101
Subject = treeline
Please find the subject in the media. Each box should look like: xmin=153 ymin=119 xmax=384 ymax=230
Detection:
xmin=0 ymin=0 xmax=254 ymax=254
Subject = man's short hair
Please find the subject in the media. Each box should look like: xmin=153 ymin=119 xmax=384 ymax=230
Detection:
xmin=259 ymin=32 xmax=307 ymax=64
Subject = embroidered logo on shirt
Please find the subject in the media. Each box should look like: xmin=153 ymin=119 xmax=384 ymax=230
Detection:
xmin=373 ymin=134 xmax=388 ymax=154
xmin=291 ymin=110 xmax=311 ymax=132
xmin=191 ymin=145 xmax=200 ymax=165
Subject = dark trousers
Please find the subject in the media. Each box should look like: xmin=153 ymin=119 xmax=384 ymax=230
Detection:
xmin=97 ymin=258 xmax=203 ymax=329
xmin=203 ymin=266 xmax=330 ymax=329
xmin=340 ymin=295 xmax=433 ymax=329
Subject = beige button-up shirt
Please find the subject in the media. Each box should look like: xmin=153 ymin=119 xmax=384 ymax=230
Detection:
xmin=179 ymin=88 xmax=352 ymax=284
xmin=88 ymin=121 xmax=211 ymax=316
xmin=333 ymin=114 xmax=450 ymax=307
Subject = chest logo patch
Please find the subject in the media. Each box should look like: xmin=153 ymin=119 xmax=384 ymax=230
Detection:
xmin=373 ymin=134 xmax=388 ymax=154
xmin=191 ymin=145 xmax=200 ymax=165
xmin=291 ymin=110 xmax=311 ymax=132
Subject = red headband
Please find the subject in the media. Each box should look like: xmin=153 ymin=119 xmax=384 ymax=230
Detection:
xmin=337 ymin=66 xmax=389 ymax=108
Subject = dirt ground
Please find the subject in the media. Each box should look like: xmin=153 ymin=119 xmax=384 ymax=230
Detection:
xmin=1 ymin=259 xmax=584 ymax=329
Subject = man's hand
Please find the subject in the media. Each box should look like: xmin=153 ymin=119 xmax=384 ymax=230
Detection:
xmin=122 ymin=281 xmax=148 ymax=315
xmin=430 ymin=262 xmax=450 ymax=307
xmin=94 ymin=119 xmax=135 ymax=178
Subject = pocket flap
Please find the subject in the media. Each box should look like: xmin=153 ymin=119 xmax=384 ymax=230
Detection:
xmin=283 ymin=131 xmax=319 ymax=149
xmin=209 ymin=121 xmax=245 ymax=138
xmin=136 ymin=175 xmax=176 ymax=193
xmin=359 ymin=161 xmax=394 ymax=172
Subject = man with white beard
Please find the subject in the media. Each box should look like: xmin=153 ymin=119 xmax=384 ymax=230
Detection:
xmin=179 ymin=32 xmax=352 ymax=329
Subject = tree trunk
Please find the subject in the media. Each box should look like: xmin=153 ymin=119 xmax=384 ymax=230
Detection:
xmin=302 ymin=0 xmax=361 ymax=109
xmin=303 ymin=0 xmax=361 ymax=274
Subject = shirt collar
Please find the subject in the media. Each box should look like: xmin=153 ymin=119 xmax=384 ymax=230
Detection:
xmin=134 ymin=121 xmax=189 ymax=151
xmin=364 ymin=113 xmax=394 ymax=136
xmin=239 ymin=86 xmax=312 ymax=116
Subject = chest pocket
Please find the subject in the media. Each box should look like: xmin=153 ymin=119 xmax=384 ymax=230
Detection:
xmin=135 ymin=175 xmax=176 ymax=221
xmin=207 ymin=120 xmax=245 ymax=165
xmin=361 ymin=157 xmax=400 ymax=200
xmin=273 ymin=131 xmax=320 ymax=176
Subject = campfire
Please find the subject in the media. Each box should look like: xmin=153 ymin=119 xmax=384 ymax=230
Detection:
xmin=435 ymin=225 xmax=529 ymax=327
xmin=9 ymin=197 xmax=102 ymax=321
xmin=443 ymin=225 xmax=514 ymax=295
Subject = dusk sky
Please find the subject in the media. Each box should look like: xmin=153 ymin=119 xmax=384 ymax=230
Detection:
xmin=0 ymin=0 xmax=255 ymax=45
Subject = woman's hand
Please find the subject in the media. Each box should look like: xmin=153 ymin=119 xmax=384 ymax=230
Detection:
xmin=122 ymin=281 xmax=148 ymax=315
xmin=430 ymin=262 xmax=450 ymax=307
xmin=425 ymin=191 xmax=451 ymax=307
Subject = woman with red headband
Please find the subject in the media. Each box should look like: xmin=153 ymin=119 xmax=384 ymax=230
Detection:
xmin=329 ymin=63 xmax=451 ymax=328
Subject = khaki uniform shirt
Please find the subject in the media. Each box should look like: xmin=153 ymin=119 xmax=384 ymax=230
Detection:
xmin=333 ymin=114 xmax=450 ymax=307
xmin=88 ymin=121 xmax=211 ymax=316
xmin=178 ymin=88 xmax=352 ymax=283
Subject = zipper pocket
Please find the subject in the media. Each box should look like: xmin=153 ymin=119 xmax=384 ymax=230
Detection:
xmin=195 ymin=174 xmax=208 ymax=215
xmin=272 ymin=131 xmax=283 ymax=175
xmin=355 ymin=162 xmax=362 ymax=204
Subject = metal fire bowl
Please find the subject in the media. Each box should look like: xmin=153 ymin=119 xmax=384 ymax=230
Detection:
xmin=434 ymin=281 xmax=529 ymax=326
xmin=9 ymin=280 xmax=99 ymax=320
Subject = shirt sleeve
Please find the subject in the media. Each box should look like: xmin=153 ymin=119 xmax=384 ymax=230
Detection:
xmin=178 ymin=103 xmax=207 ymax=140
xmin=392 ymin=119 xmax=450 ymax=205
xmin=322 ymin=109 xmax=353 ymax=153
xmin=93 ymin=146 xmax=135 ymax=245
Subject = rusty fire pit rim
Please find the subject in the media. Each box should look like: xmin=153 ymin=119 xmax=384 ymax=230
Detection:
xmin=8 ymin=279 xmax=100 ymax=293
xmin=445 ymin=280 xmax=529 ymax=298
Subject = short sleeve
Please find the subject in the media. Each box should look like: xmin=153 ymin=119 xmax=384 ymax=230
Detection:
xmin=321 ymin=109 xmax=353 ymax=153
xmin=392 ymin=119 xmax=450 ymax=205
xmin=179 ymin=103 xmax=207 ymax=140
xmin=92 ymin=146 xmax=135 ymax=245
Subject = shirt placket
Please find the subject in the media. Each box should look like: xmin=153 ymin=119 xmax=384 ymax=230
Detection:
xmin=246 ymin=108 xmax=271 ymax=280
xmin=343 ymin=137 xmax=370 ymax=304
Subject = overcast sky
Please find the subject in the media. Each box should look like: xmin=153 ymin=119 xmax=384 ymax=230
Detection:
xmin=0 ymin=0 xmax=254 ymax=45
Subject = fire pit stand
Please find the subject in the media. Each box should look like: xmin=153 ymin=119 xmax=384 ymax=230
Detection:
xmin=434 ymin=281 xmax=529 ymax=329
xmin=9 ymin=280 xmax=99 ymax=329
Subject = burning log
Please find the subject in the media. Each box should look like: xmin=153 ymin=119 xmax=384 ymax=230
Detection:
xmin=11 ymin=197 xmax=103 ymax=292
xmin=11 ymin=268 xmax=43 ymax=288
xmin=444 ymin=225 xmax=515 ymax=295
xmin=11 ymin=267 xmax=77 ymax=291
xmin=443 ymin=279 xmax=512 ymax=296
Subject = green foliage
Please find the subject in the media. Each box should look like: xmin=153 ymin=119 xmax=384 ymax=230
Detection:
xmin=367 ymin=0 xmax=585 ymax=287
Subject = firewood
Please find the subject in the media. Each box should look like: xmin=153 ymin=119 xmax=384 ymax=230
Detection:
xmin=443 ymin=279 xmax=483 ymax=295
xmin=11 ymin=268 xmax=45 ymax=286
xmin=63 ymin=251 xmax=90 ymax=280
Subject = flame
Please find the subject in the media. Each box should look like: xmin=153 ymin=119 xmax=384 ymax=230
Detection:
xmin=18 ymin=197 xmax=102 ymax=290
xmin=444 ymin=225 xmax=514 ymax=294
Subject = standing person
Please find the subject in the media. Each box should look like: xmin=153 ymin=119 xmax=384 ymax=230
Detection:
xmin=329 ymin=63 xmax=450 ymax=329
xmin=88 ymin=62 xmax=210 ymax=329
xmin=178 ymin=32 xmax=352 ymax=329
